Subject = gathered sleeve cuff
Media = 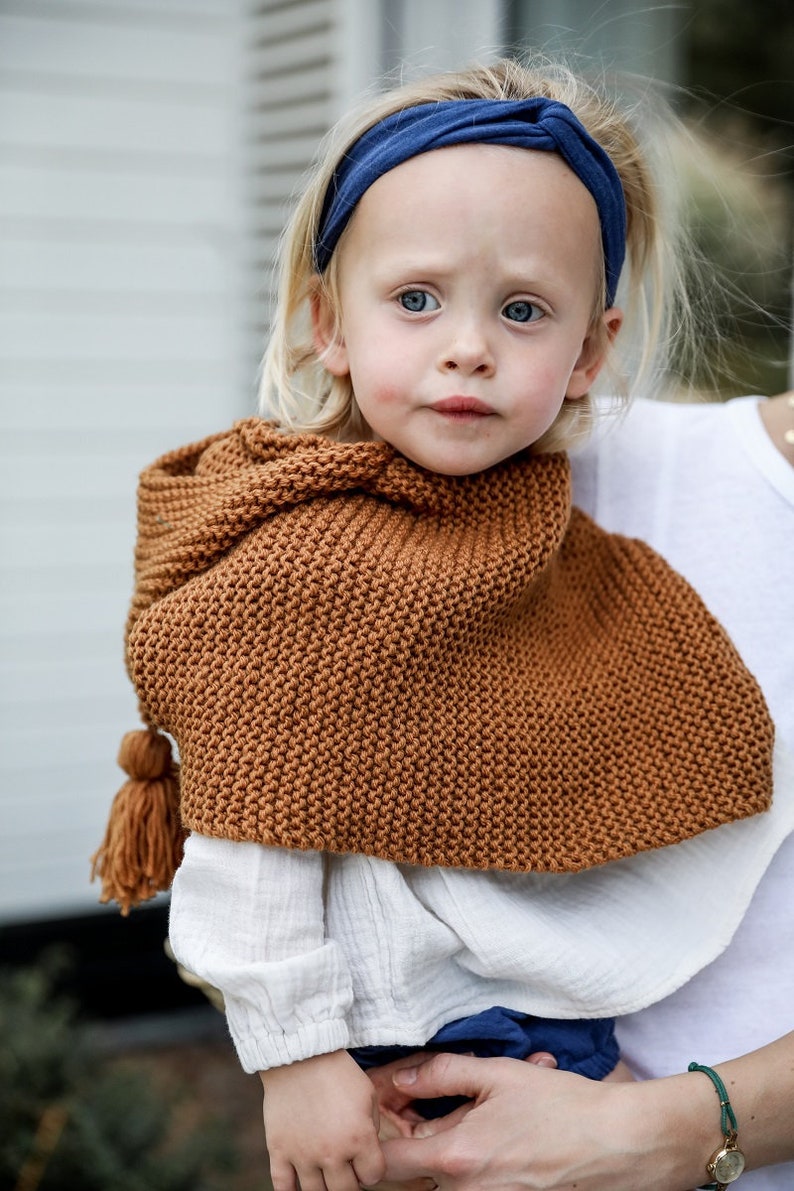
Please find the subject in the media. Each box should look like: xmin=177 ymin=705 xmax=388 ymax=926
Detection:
xmin=168 ymin=833 xmax=353 ymax=1072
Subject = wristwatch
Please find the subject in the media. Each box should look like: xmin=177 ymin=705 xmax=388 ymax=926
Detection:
xmin=705 ymin=1129 xmax=746 ymax=1189
xmin=689 ymin=1062 xmax=746 ymax=1191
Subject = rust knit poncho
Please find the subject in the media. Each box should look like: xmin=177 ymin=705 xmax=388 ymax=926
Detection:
xmin=93 ymin=420 xmax=774 ymax=913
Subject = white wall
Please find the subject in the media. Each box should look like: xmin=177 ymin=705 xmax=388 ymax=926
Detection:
xmin=0 ymin=0 xmax=249 ymax=922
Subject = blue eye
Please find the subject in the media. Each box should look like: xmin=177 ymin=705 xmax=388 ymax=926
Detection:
xmin=399 ymin=290 xmax=439 ymax=313
xmin=503 ymin=300 xmax=541 ymax=323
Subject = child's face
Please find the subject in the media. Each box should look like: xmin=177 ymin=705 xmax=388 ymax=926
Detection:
xmin=313 ymin=143 xmax=620 ymax=475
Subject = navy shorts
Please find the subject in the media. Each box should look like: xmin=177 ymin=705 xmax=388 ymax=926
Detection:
xmin=350 ymin=1005 xmax=619 ymax=1119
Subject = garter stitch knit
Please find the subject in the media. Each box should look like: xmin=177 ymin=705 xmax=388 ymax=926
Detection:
xmin=93 ymin=419 xmax=774 ymax=911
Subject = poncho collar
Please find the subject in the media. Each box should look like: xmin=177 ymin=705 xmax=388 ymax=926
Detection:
xmin=128 ymin=420 xmax=569 ymax=628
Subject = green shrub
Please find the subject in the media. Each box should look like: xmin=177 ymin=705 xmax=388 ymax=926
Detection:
xmin=0 ymin=956 xmax=236 ymax=1191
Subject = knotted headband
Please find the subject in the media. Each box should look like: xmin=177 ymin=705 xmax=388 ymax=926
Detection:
xmin=314 ymin=97 xmax=627 ymax=306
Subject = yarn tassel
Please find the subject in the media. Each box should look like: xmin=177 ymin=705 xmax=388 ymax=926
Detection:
xmin=91 ymin=729 xmax=185 ymax=915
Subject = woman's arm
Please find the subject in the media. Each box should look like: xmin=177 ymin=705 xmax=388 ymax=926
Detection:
xmin=378 ymin=1031 xmax=794 ymax=1191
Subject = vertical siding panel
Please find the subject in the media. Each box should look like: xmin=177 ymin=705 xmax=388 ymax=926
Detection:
xmin=0 ymin=0 xmax=248 ymax=921
xmin=245 ymin=0 xmax=337 ymax=350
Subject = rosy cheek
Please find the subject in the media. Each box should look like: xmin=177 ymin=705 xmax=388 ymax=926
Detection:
xmin=371 ymin=382 xmax=402 ymax=406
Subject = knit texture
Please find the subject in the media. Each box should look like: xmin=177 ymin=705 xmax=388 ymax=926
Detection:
xmin=98 ymin=419 xmax=774 ymax=904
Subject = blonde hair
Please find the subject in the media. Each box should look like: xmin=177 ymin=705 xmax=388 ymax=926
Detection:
xmin=259 ymin=55 xmax=699 ymax=453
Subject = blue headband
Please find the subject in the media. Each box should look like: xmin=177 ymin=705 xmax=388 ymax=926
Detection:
xmin=315 ymin=97 xmax=627 ymax=306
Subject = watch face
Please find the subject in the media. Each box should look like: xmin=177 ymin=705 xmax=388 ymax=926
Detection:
xmin=713 ymin=1148 xmax=746 ymax=1182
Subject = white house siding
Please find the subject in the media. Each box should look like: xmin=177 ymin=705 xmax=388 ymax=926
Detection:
xmin=246 ymin=0 xmax=338 ymax=342
xmin=0 ymin=0 xmax=248 ymax=922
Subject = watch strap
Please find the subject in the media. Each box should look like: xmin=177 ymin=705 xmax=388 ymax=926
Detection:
xmin=689 ymin=1062 xmax=744 ymax=1189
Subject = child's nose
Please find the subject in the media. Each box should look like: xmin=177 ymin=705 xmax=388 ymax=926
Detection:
xmin=439 ymin=326 xmax=496 ymax=377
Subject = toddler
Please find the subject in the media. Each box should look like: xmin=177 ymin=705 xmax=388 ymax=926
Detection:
xmin=93 ymin=57 xmax=774 ymax=1191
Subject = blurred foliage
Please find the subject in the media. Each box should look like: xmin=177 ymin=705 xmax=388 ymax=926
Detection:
xmin=0 ymin=954 xmax=236 ymax=1191
xmin=681 ymin=0 xmax=793 ymax=395
xmin=684 ymin=0 xmax=794 ymax=149
xmin=673 ymin=111 xmax=792 ymax=396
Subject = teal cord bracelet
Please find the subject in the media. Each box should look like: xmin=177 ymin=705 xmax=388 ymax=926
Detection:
xmin=689 ymin=1062 xmax=745 ymax=1189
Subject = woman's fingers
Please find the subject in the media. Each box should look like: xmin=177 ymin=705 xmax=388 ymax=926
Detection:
xmin=391 ymin=1052 xmax=499 ymax=1102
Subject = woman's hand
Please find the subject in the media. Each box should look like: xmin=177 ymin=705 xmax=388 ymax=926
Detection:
xmin=378 ymin=1052 xmax=714 ymax=1191
xmin=378 ymin=1033 xmax=794 ymax=1191
xmin=363 ymin=1050 xmax=560 ymax=1191
xmin=364 ymin=1047 xmax=562 ymax=1140
xmin=261 ymin=1050 xmax=386 ymax=1191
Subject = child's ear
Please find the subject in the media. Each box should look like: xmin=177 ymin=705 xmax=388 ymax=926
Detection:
xmin=565 ymin=307 xmax=623 ymax=399
xmin=310 ymin=283 xmax=350 ymax=377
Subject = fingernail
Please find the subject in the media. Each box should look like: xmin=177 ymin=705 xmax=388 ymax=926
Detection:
xmin=394 ymin=1067 xmax=417 ymax=1086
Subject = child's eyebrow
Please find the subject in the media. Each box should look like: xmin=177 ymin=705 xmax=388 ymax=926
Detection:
xmin=370 ymin=258 xmax=457 ymax=282
xmin=372 ymin=257 xmax=561 ymax=295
